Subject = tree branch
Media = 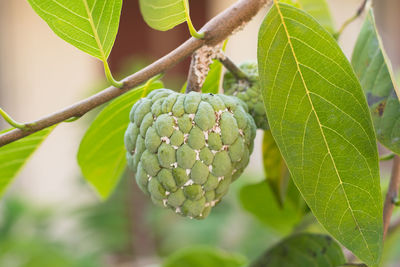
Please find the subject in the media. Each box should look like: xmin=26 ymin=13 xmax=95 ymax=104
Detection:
xmin=383 ymin=155 xmax=400 ymax=239
xmin=0 ymin=0 xmax=270 ymax=147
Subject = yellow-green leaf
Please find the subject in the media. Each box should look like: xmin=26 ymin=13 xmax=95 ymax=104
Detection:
xmin=0 ymin=127 xmax=53 ymax=196
xmin=239 ymin=181 xmax=303 ymax=234
xmin=27 ymin=0 xmax=122 ymax=61
xmin=139 ymin=0 xmax=186 ymax=31
xmin=280 ymin=0 xmax=335 ymax=33
xmin=262 ymin=130 xmax=289 ymax=206
xmin=201 ymin=60 xmax=224 ymax=94
xmin=258 ymin=3 xmax=383 ymax=265
xmin=139 ymin=0 xmax=203 ymax=38
xmin=77 ymin=81 xmax=163 ymax=199
xmin=351 ymin=9 xmax=400 ymax=155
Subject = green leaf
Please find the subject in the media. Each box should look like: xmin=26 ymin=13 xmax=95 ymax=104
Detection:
xmin=351 ymin=9 xmax=400 ymax=155
xmin=139 ymin=0 xmax=203 ymax=38
xmin=77 ymin=80 xmax=163 ymax=199
xmin=250 ymin=233 xmax=346 ymax=267
xmin=27 ymin=0 xmax=122 ymax=61
xmin=201 ymin=40 xmax=227 ymax=94
xmin=163 ymin=246 xmax=247 ymax=267
xmin=0 ymin=128 xmax=53 ymax=196
xmin=263 ymin=130 xmax=289 ymax=205
xmin=258 ymin=3 xmax=383 ymax=265
xmin=280 ymin=0 xmax=335 ymax=33
xmin=201 ymin=60 xmax=223 ymax=94
xmin=239 ymin=181 xmax=303 ymax=234
xmin=139 ymin=0 xmax=186 ymax=31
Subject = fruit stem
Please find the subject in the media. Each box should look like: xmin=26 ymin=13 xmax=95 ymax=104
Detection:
xmin=219 ymin=55 xmax=250 ymax=82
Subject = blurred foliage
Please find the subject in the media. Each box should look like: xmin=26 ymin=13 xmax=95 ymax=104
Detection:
xmin=162 ymin=246 xmax=246 ymax=267
xmin=239 ymin=180 xmax=305 ymax=234
xmin=262 ymin=131 xmax=289 ymax=206
xmin=0 ymin=197 xmax=102 ymax=267
xmin=75 ymin=173 xmax=133 ymax=255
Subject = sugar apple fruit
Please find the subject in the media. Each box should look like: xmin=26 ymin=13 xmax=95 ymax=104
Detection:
xmin=223 ymin=62 xmax=269 ymax=130
xmin=125 ymin=89 xmax=256 ymax=219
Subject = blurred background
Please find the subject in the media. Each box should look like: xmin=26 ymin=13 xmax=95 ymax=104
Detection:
xmin=0 ymin=0 xmax=399 ymax=266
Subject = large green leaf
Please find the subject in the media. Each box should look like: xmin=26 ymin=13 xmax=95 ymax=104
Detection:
xmin=163 ymin=246 xmax=246 ymax=267
xmin=0 ymin=128 xmax=53 ymax=196
xmin=239 ymin=181 xmax=303 ymax=234
xmin=27 ymin=0 xmax=122 ymax=61
xmin=250 ymin=233 xmax=346 ymax=267
xmin=351 ymin=9 xmax=400 ymax=155
xmin=139 ymin=0 xmax=186 ymax=31
xmin=280 ymin=0 xmax=335 ymax=33
xmin=77 ymin=81 xmax=163 ymax=199
xmin=258 ymin=3 xmax=382 ymax=265
xmin=262 ymin=130 xmax=289 ymax=205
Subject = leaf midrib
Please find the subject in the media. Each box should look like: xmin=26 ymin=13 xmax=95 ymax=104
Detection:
xmin=82 ymin=0 xmax=107 ymax=61
xmin=273 ymin=1 xmax=374 ymax=261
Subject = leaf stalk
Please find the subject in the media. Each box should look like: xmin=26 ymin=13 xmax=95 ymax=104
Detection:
xmin=380 ymin=153 xmax=396 ymax=161
xmin=103 ymin=61 xmax=124 ymax=88
xmin=0 ymin=108 xmax=30 ymax=131
xmin=183 ymin=0 xmax=205 ymax=39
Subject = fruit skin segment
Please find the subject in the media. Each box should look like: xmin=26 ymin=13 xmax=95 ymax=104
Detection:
xmin=125 ymin=89 xmax=256 ymax=219
xmin=223 ymin=62 xmax=269 ymax=130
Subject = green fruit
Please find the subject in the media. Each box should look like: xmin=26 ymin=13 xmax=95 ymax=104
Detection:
xmin=223 ymin=62 xmax=269 ymax=130
xmin=125 ymin=89 xmax=256 ymax=219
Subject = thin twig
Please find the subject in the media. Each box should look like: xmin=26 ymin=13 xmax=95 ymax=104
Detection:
xmin=383 ymin=155 xmax=400 ymax=239
xmin=334 ymin=0 xmax=369 ymax=39
xmin=0 ymin=0 xmax=270 ymax=147
xmin=218 ymin=54 xmax=250 ymax=81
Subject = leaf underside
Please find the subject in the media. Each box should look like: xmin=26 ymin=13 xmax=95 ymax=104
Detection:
xmin=250 ymin=233 xmax=346 ymax=267
xmin=0 ymin=127 xmax=53 ymax=196
xmin=27 ymin=0 xmax=122 ymax=60
xmin=77 ymin=81 xmax=163 ymax=199
xmin=258 ymin=3 xmax=382 ymax=265
xmin=139 ymin=0 xmax=186 ymax=31
xmin=351 ymin=9 xmax=400 ymax=155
